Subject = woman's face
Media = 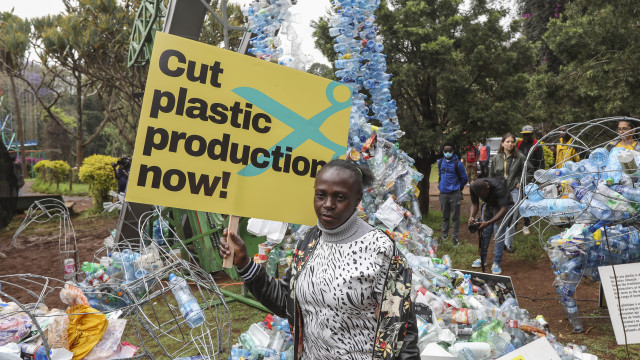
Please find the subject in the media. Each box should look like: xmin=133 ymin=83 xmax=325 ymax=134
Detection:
xmin=314 ymin=168 xmax=360 ymax=229
xmin=618 ymin=121 xmax=635 ymax=140
xmin=502 ymin=137 xmax=515 ymax=152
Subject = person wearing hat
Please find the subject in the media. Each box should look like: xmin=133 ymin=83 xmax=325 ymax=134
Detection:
xmin=516 ymin=125 xmax=543 ymax=236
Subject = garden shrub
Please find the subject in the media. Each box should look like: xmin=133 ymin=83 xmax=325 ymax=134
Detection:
xmin=78 ymin=154 xmax=118 ymax=209
xmin=33 ymin=159 xmax=71 ymax=188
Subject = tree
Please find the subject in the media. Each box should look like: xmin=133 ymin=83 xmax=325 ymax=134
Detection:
xmin=0 ymin=12 xmax=30 ymax=177
xmin=526 ymin=0 xmax=640 ymax=124
xmin=307 ymin=62 xmax=336 ymax=80
xmin=312 ymin=0 xmax=536 ymax=214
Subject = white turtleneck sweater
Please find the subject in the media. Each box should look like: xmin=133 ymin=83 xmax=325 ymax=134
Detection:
xmin=296 ymin=211 xmax=394 ymax=360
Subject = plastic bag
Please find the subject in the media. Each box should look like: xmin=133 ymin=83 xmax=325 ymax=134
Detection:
xmin=0 ymin=342 xmax=21 ymax=360
xmin=66 ymin=304 xmax=108 ymax=360
xmin=47 ymin=309 xmax=70 ymax=350
xmin=60 ymin=283 xmax=89 ymax=307
xmin=84 ymin=318 xmax=126 ymax=360
xmin=0 ymin=314 xmax=31 ymax=347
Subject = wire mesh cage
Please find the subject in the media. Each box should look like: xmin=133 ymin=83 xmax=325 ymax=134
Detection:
xmin=4 ymin=199 xmax=232 ymax=359
xmin=498 ymin=116 xmax=640 ymax=333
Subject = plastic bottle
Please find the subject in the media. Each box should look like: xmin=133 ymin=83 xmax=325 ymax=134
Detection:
xmin=519 ymin=198 xmax=586 ymax=217
xmin=563 ymin=298 xmax=583 ymax=333
xmin=617 ymin=149 xmax=638 ymax=176
xmin=448 ymin=342 xmax=491 ymax=359
xmin=571 ymin=182 xmax=613 ymax=220
xmin=19 ymin=343 xmax=51 ymax=360
xmin=81 ymin=262 xmax=101 ymax=274
xmin=168 ymin=273 xmax=205 ymax=328
xmin=486 ymin=331 xmax=516 ymax=357
xmin=64 ymin=258 xmax=76 ymax=277
xmin=595 ymin=183 xmax=637 ymax=214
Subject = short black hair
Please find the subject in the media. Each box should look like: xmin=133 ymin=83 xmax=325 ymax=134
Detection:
xmin=316 ymin=159 xmax=374 ymax=195
xmin=442 ymin=141 xmax=455 ymax=151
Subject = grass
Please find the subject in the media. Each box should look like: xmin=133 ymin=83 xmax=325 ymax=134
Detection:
xmin=119 ymin=282 xmax=266 ymax=358
xmin=29 ymin=178 xmax=90 ymax=196
xmin=422 ymin=209 xmax=545 ymax=267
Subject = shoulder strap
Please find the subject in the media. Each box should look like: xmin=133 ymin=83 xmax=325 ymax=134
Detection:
xmin=454 ymin=158 xmax=463 ymax=182
xmin=516 ymin=140 xmax=523 ymax=149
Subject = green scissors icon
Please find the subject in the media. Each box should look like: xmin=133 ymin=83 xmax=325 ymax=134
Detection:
xmin=232 ymin=81 xmax=352 ymax=177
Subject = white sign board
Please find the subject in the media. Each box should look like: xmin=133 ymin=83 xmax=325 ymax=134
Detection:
xmin=496 ymin=337 xmax=561 ymax=360
xmin=598 ymin=263 xmax=640 ymax=345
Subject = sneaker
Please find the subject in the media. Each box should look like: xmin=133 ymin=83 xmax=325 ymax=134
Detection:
xmin=492 ymin=263 xmax=502 ymax=275
xmin=522 ymin=226 xmax=531 ymax=235
xmin=453 ymin=239 xmax=459 ymax=247
xmin=505 ymin=245 xmax=515 ymax=253
xmin=472 ymin=258 xmax=482 ymax=268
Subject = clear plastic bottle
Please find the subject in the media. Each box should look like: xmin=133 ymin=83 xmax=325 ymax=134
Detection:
xmin=563 ymin=298 xmax=583 ymax=333
xmin=519 ymin=198 xmax=586 ymax=217
xmin=169 ymin=273 xmax=205 ymax=328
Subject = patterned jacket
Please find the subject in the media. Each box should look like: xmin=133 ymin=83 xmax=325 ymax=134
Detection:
xmin=238 ymin=227 xmax=420 ymax=359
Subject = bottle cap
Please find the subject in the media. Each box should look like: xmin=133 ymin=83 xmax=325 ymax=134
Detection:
xmin=169 ymin=273 xmax=176 ymax=281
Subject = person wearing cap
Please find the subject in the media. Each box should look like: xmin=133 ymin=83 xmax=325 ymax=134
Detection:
xmin=516 ymin=125 xmax=543 ymax=235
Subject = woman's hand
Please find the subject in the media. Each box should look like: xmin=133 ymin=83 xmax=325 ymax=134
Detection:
xmin=219 ymin=228 xmax=250 ymax=269
xmin=516 ymin=183 xmax=521 ymax=189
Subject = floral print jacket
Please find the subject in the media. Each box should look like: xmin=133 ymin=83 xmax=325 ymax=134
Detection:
xmin=239 ymin=227 xmax=420 ymax=360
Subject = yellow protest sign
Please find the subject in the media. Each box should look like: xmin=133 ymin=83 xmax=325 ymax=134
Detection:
xmin=126 ymin=32 xmax=352 ymax=225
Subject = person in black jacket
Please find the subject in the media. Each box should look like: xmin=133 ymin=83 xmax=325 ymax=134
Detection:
xmin=220 ymin=159 xmax=420 ymax=360
xmin=516 ymin=125 xmax=543 ymax=235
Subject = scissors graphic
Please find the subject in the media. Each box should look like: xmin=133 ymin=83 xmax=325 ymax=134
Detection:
xmin=232 ymin=81 xmax=352 ymax=177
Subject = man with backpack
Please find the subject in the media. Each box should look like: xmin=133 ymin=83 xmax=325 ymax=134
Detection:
xmin=438 ymin=142 xmax=469 ymax=246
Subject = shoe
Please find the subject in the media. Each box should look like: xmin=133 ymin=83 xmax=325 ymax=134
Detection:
xmin=472 ymin=258 xmax=482 ymax=268
xmin=453 ymin=239 xmax=459 ymax=247
xmin=522 ymin=226 xmax=531 ymax=235
xmin=492 ymin=263 xmax=502 ymax=275
xmin=505 ymin=245 xmax=515 ymax=253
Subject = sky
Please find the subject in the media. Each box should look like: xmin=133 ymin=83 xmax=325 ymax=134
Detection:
xmin=2 ymin=0 xmax=332 ymax=65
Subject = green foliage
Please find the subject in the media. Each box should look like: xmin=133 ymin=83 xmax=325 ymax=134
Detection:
xmin=34 ymin=160 xmax=71 ymax=184
xmin=542 ymin=145 xmax=554 ymax=169
xmin=31 ymin=179 xmax=90 ymax=196
xmin=527 ymin=0 xmax=640 ymax=124
xmin=0 ymin=12 xmax=30 ymax=71
xmin=307 ymin=62 xmax=336 ymax=80
xmin=78 ymin=154 xmax=118 ymax=209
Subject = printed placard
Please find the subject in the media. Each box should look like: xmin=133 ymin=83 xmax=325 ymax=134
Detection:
xmin=126 ymin=32 xmax=352 ymax=224
xmin=598 ymin=263 xmax=640 ymax=345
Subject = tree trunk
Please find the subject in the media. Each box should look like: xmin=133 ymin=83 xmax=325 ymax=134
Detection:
xmin=8 ymin=75 xmax=27 ymax=178
xmin=75 ymin=72 xmax=84 ymax=168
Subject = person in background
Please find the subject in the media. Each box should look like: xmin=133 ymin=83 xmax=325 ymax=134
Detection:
xmin=487 ymin=133 xmax=525 ymax=270
xmin=112 ymin=156 xmax=132 ymax=194
xmin=516 ymin=125 xmax=543 ymax=235
xmin=464 ymin=141 xmax=479 ymax=184
xmin=477 ymin=138 xmax=491 ymax=178
xmin=438 ymin=142 xmax=468 ymax=246
xmin=220 ymin=159 xmax=419 ymax=360
xmin=554 ymin=126 xmax=580 ymax=168
xmin=469 ymin=177 xmax=514 ymax=275
xmin=606 ymin=119 xmax=640 ymax=151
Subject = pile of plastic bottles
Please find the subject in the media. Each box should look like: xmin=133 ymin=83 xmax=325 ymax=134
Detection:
xmin=518 ymin=145 xmax=640 ymax=332
xmin=545 ymin=222 xmax=640 ymax=333
xmin=243 ymin=0 xmax=309 ymax=70
xmin=76 ymin=244 xmax=165 ymax=312
xmin=521 ymin=146 xmax=640 ymax=224
xmin=231 ymin=314 xmax=293 ymax=360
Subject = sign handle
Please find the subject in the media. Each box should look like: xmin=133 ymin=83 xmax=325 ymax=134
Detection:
xmin=223 ymin=215 xmax=240 ymax=268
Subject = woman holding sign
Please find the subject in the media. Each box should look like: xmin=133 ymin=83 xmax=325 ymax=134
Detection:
xmin=220 ymin=159 xmax=419 ymax=359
